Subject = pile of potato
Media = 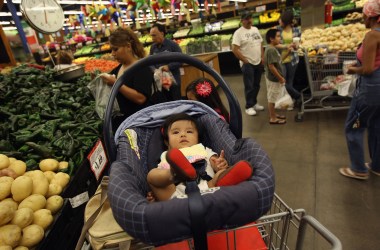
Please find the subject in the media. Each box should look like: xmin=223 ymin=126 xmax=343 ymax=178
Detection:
xmin=301 ymin=23 xmax=369 ymax=51
xmin=0 ymin=154 xmax=69 ymax=249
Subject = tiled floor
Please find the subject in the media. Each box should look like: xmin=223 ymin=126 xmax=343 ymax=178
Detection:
xmin=221 ymin=74 xmax=380 ymax=250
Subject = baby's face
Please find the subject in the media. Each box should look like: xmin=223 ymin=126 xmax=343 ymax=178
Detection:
xmin=168 ymin=120 xmax=199 ymax=149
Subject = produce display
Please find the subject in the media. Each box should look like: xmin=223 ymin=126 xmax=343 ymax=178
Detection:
xmin=0 ymin=66 xmax=101 ymax=175
xmin=221 ymin=18 xmax=240 ymax=30
xmin=202 ymin=35 xmax=222 ymax=53
xmin=0 ymin=154 xmax=66 ymax=249
xmin=354 ymin=0 xmax=367 ymax=8
xmin=173 ymin=28 xmax=191 ymax=38
xmin=259 ymin=11 xmax=281 ymax=24
xmin=205 ymin=21 xmax=223 ymax=33
xmin=301 ymin=23 xmax=368 ymax=51
xmin=74 ymin=45 xmax=97 ymax=56
xmin=188 ymin=25 xmax=204 ymax=36
xmin=344 ymin=12 xmax=363 ymax=23
xmin=82 ymin=59 xmax=119 ymax=73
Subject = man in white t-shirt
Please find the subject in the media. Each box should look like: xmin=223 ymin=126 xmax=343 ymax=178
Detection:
xmin=232 ymin=13 xmax=264 ymax=116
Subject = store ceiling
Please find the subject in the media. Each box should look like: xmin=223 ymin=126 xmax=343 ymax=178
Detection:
xmin=0 ymin=0 xmax=131 ymax=31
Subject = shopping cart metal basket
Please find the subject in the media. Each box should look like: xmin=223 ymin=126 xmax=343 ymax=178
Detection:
xmin=295 ymin=50 xmax=357 ymax=122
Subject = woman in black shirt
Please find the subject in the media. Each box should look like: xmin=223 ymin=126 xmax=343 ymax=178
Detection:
xmin=100 ymin=28 xmax=153 ymax=130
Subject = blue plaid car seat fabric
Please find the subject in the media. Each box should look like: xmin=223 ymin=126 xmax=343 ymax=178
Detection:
xmin=108 ymin=101 xmax=275 ymax=246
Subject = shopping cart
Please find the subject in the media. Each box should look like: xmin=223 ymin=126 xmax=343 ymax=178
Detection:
xmin=152 ymin=193 xmax=342 ymax=250
xmin=295 ymin=50 xmax=357 ymax=122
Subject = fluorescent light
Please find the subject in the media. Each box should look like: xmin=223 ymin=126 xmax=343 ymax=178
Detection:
xmin=3 ymin=27 xmax=17 ymax=30
xmin=63 ymin=11 xmax=84 ymax=15
xmin=0 ymin=21 xmax=11 ymax=25
xmin=0 ymin=12 xmax=22 ymax=16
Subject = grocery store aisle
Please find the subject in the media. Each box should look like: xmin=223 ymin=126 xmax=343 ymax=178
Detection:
xmin=221 ymin=74 xmax=380 ymax=250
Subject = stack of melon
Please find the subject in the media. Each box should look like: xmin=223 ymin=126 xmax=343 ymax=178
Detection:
xmin=0 ymin=154 xmax=69 ymax=249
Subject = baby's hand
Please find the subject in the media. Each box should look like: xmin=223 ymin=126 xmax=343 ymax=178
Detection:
xmin=214 ymin=150 xmax=228 ymax=172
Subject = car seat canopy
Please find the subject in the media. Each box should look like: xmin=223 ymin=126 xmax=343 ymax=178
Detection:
xmin=108 ymin=102 xmax=275 ymax=245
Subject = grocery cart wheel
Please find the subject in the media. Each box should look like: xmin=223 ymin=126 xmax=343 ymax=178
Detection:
xmin=295 ymin=114 xmax=303 ymax=122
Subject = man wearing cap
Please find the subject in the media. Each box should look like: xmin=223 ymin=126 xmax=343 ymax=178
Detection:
xmin=232 ymin=13 xmax=265 ymax=116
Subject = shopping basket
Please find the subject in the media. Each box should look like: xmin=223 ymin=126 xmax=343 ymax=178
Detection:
xmin=296 ymin=50 xmax=356 ymax=121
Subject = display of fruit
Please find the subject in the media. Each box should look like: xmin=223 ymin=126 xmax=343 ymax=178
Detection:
xmin=259 ymin=11 xmax=281 ymax=24
xmin=353 ymin=0 xmax=367 ymax=8
xmin=173 ymin=28 xmax=191 ymax=38
xmin=344 ymin=12 xmax=363 ymax=23
xmin=0 ymin=154 xmax=65 ymax=249
xmin=100 ymin=43 xmax=110 ymax=51
xmin=301 ymin=22 xmax=369 ymax=51
xmin=221 ymin=18 xmax=240 ymax=30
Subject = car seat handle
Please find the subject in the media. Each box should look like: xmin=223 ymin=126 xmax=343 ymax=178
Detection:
xmin=103 ymin=52 xmax=242 ymax=163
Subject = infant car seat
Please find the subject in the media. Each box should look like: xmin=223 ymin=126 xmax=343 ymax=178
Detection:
xmin=103 ymin=53 xmax=275 ymax=248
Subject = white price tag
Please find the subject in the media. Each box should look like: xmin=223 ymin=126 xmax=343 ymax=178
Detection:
xmin=87 ymin=140 xmax=108 ymax=181
xmin=256 ymin=5 xmax=266 ymax=12
xmin=221 ymin=46 xmax=231 ymax=52
xmin=180 ymin=67 xmax=185 ymax=75
xmin=69 ymin=191 xmax=89 ymax=208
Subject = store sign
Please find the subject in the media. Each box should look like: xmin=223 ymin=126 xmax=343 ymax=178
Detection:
xmin=87 ymin=140 xmax=108 ymax=181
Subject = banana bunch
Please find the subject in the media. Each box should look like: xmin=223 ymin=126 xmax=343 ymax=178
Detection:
xmin=259 ymin=11 xmax=281 ymax=24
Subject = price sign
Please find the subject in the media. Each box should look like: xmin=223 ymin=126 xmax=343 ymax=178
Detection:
xmin=256 ymin=5 xmax=266 ymax=12
xmin=87 ymin=140 xmax=108 ymax=181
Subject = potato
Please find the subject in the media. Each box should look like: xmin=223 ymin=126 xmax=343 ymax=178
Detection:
xmin=8 ymin=158 xmax=16 ymax=165
xmin=11 ymin=176 xmax=33 ymax=202
xmin=14 ymin=247 xmax=28 ymax=250
xmin=45 ymin=195 xmax=64 ymax=214
xmin=33 ymin=209 xmax=53 ymax=230
xmin=30 ymin=173 xmax=49 ymax=197
xmin=39 ymin=159 xmax=59 ymax=172
xmin=0 ymin=224 xmax=21 ymax=248
xmin=0 ymin=203 xmax=14 ymax=226
xmin=50 ymin=172 xmax=70 ymax=189
xmin=0 ymin=246 xmax=12 ymax=250
xmin=58 ymin=161 xmax=69 ymax=170
xmin=0 ymin=198 xmax=18 ymax=212
xmin=0 ymin=176 xmax=13 ymax=200
xmin=46 ymin=183 xmax=62 ymax=197
xmin=43 ymin=171 xmax=56 ymax=183
xmin=18 ymin=194 xmax=46 ymax=212
xmin=8 ymin=160 xmax=26 ymax=177
xmin=19 ymin=224 xmax=44 ymax=248
xmin=11 ymin=208 xmax=34 ymax=229
xmin=0 ymin=154 xmax=10 ymax=170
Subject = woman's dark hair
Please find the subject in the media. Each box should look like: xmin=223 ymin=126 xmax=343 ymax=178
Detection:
xmin=152 ymin=23 xmax=166 ymax=35
xmin=109 ymin=27 xmax=146 ymax=58
xmin=162 ymin=113 xmax=200 ymax=142
xmin=186 ymin=78 xmax=230 ymax=122
xmin=280 ymin=10 xmax=294 ymax=27
xmin=56 ymin=50 xmax=73 ymax=64
xmin=266 ymin=29 xmax=279 ymax=44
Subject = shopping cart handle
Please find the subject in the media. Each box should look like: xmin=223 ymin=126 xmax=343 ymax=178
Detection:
xmin=295 ymin=215 xmax=342 ymax=250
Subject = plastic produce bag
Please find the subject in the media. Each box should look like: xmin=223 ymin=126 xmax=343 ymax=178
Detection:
xmin=87 ymin=76 xmax=120 ymax=120
xmin=275 ymin=86 xmax=294 ymax=110
xmin=153 ymin=67 xmax=177 ymax=91
xmin=337 ymin=75 xmax=357 ymax=97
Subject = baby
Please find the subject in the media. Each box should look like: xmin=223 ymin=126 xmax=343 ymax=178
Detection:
xmin=147 ymin=113 xmax=253 ymax=201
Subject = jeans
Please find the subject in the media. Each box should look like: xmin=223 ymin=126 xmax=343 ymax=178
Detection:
xmin=345 ymin=95 xmax=380 ymax=173
xmin=284 ymin=62 xmax=300 ymax=100
xmin=241 ymin=63 xmax=262 ymax=109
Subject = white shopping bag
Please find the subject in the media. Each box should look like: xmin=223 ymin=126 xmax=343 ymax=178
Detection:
xmin=275 ymin=86 xmax=294 ymax=110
